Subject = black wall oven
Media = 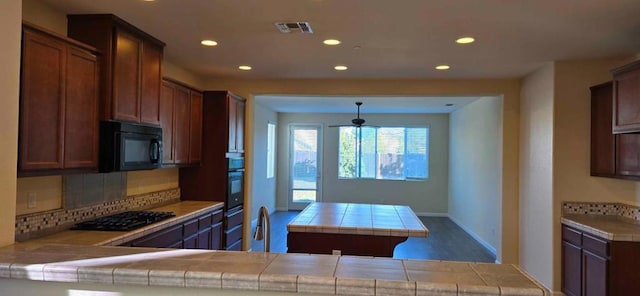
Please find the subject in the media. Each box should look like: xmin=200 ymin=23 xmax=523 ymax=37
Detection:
xmin=100 ymin=121 xmax=162 ymax=172
xmin=227 ymin=156 xmax=244 ymax=210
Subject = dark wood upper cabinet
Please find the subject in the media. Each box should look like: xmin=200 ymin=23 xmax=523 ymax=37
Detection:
xmin=159 ymin=78 xmax=203 ymax=166
xmin=67 ymin=14 xmax=165 ymax=125
xmin=19 ymin=23 xmax=99 ymax=173
xmin=616 ymin=133 xmax=640 ymax=177
xmin=590 ymin=82 xmax=616 ymax=177
xmin=64 ymin=47 xmax=100 ymax=169
xmin=159 ymin=82 xmax=175 ymax=164
xmin=189 ymin=91 xmax=203 ymax=164
xmin=227 ymin=94 xmax=246 ymax=153
xmin=612 ymin=60 xmax=640 ymax=133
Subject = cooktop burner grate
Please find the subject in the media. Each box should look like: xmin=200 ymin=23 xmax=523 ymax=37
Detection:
xmin=71 ymin=211 xmax=176 ymax=231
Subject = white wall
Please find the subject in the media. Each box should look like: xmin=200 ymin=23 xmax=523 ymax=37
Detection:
xmin=519 ymin=63 xmax=555 ymax=290
xmin=0 ymin=0 xmax=21 ymax=247
xmin=448 ymin=97 xmax=502 ymax=255
xmin=275 ymin=112 xmax=449 ymax=214
xmin=251 ymin=102 xmax=278 ymax=222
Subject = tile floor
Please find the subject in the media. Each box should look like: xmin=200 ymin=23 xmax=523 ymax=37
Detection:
xmin=250 ymin=211 xmax=496 ymax=263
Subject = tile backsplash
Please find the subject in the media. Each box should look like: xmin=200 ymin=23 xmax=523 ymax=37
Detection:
xmin=63 ymin=172 xmax=127 ymax=209
xmin=15 ymin=188 xmax=180 ymax=241
xmin=563 ymin=201 xmax=640 ymax=221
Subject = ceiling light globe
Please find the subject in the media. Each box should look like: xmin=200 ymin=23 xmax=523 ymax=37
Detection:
xmin=456 ymin=37 xmax=475 ymax=44
xmin=323 ymin=39 xmax=341 ymax=45
xmin=200 ymin=40 xmax=218 ymax=46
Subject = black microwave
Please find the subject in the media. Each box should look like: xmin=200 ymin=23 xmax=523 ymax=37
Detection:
xmin=99 ymin=121 xmax=162 ymax=172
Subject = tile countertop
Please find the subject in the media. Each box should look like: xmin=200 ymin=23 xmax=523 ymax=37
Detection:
xmin=0 ymin=244 xmax=548 ymax=296
xmin=561 ymin=214 xmax=640 ymax=241
xmin=12 ymin=201 xmax=224 ymax=248
xmin=287 ymin=202 xmax=429 ymax=238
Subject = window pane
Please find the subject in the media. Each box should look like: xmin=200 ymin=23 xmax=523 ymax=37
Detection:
xmin=377 ymin=128 xmax=405 ymax=180
xmin=406 ymin=128 xmax=428 ymax=179
xmin=292 ymin=129 xmax=317 ymax=189
xmin=267 ymin=123 xmax=276 ymax=179
xmin=360 ymin=127 xmax=376 ymax=178
xmin=338 ymin=127 xmax=357 ymax=178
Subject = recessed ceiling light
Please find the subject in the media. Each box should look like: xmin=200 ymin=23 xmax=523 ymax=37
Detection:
xmin=446 ymin=103 xmax=455 ymax=106
xmin=238 ymin=65 xmax=252 ymax=71
xmin=456 ymin=37 xmax=475 ymax=44
xmin=435 ymin=65 xmax=450 ymax=70
xmin=334 ymin=65 xmax=348 ymax=71
xmin=200 ymin=40 xmax=218 ymax=46
xmin=142 ymin=0 xmax=155 ymax=2
xmin=323 ymin=39 xmax=341 ymax=45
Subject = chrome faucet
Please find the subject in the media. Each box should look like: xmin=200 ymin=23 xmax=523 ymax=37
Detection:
xmin=253 ymin=206 xmax=270 ymax=252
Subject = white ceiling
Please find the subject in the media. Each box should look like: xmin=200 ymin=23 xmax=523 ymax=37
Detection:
xmin=255 ymin=95 xmax=484 ymax=113
xmin=39 ymin=0 xmax=640 ymax=80
xmin=36 ymin=0 xmax=640 ymax=113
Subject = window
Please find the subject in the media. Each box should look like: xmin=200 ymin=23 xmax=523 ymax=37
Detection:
xmin=267 ymin=123 xmax=276 ymax=178
xmin=338 ymin=126 xmax=428 ymax=180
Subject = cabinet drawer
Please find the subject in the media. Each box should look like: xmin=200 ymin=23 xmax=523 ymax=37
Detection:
xmin=199 ymin=214 xmax=213 ymax=230
xmin=184 ymin=219 xmax=198 ymax=237
xmin=225 ymin=224 xmax=243 ymax=248
xmin=583 ymin=233 xmax=609 ymax=258
xmin=212 ymin=209 xmax=223 ymax=223
xmin=226 ymin=208 xmax=243 ymax=229
xmin=562 ymin=225 xmax=582 ymax=246
xmin=131 ymin=224 xmax=182 ymax=248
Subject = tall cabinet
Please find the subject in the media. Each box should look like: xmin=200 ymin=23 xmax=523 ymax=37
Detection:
xmin=180 ymin=91 xmax=246 ymax=250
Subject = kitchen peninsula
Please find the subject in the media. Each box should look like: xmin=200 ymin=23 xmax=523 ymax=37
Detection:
xmin=287 ymin=202 xmax=429 ymax=257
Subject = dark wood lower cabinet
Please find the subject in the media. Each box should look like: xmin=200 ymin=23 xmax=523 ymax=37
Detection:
xmin=562 ymin=240 xmax=582 ymax=296
xmin=224 ymin=206 xmax=243 ymax=250
xmin=583 ymin=250 xmax=608 ymax=296
xmin=562 ymin=225 xmax=640 ymax=296
xmin=122 ymin=208 xmax=223 ymax=250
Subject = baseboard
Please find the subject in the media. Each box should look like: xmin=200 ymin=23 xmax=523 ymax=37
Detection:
xmin=447 ymin=215 xmax=497 ymax=256
xmin=276 ymin=207 xmax=288 ymax=212
xmin=415 ymin=212 xmax=449 ymax=217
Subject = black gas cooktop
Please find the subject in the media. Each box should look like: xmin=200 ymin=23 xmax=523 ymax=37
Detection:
xmin=71 ymin=211 xmax=175 ymax=231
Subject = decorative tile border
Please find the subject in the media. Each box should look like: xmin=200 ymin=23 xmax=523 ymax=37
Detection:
xmin=15 ymin=188 xmax=180 ymax=241
xmin=563 ymin=201 xmax=640 ymax=221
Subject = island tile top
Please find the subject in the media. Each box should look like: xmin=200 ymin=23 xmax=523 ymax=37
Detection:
xmin=287 ymin=202 xmax=429 ymax=237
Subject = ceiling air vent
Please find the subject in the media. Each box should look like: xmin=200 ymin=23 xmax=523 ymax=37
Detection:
xmin=274 ymin=22 xmax=314 ymax=34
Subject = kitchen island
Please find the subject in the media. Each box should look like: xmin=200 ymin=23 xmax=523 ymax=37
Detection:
xmin=287 ymin=202 xmax=429 ymax=257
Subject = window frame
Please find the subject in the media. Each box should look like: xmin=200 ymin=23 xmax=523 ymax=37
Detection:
xmin=338 ymin=125 xmax=429 ymax=181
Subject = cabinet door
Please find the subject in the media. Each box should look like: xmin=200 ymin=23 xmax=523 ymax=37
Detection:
xmin=562 ymin=241 xmax=582 ymax=296
xmin=228 ymin=96 xmax=238 ymax=152
xmin=173 ymin=86 xmax=191 ymax=164
xmin=590 ymin=82 xmax=615 ymax=176
xmin=210 ymin=222 xmax=223 ymax=250
xmin=64 ymin=47 xmax=99 ymax=169
xmin=197 ymin=228 xmax=211 ymax=249
xmin=19 ymin=29 xmax=65 ymax=170
xmin=189 ymin=91 xmax=203 ymax=164
xmin=140 ymin=41 xmax=162 ymax=125
xmin=160 ymin=82 xmax=175 ymax=164
xmin=613 ymin=62 xmax=640 ymax=133
xmin=112 ymin=29 xmax=141 ymax=122
xmin=615 ymin=134 xmax=640 ymax=177
xmin=583 ymin=250 xmax=608 ymax=296
xmin=235 ymin=99 xmax=245 ymax=153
